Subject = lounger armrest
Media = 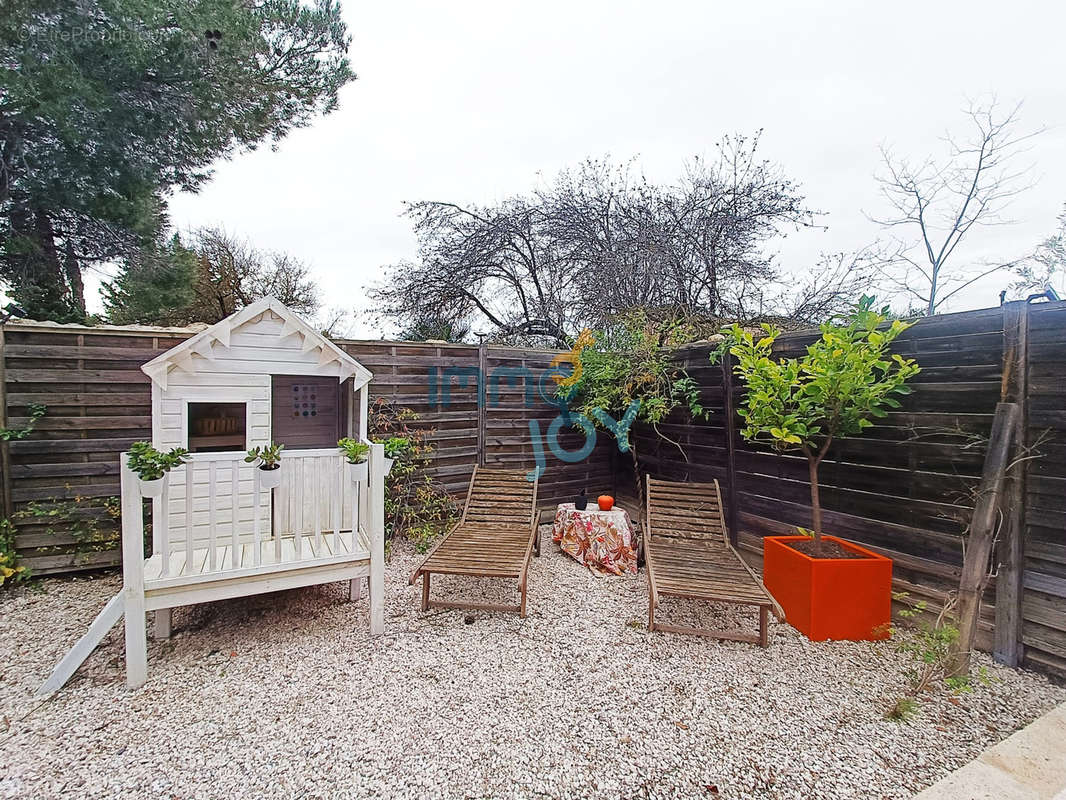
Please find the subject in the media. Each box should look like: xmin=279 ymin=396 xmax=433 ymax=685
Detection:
xmin=528 ymin=510 xmax=540 ymax=556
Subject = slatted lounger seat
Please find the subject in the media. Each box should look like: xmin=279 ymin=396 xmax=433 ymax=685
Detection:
xmin=645 ymin=477 xmax=781 ymax=646
xmin=410 ymin=467 xmax=539 ymax=617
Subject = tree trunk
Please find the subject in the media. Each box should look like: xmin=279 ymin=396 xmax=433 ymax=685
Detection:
xmin=2 ymin=207 xmax=76 ymax=322
xmin=629 ymin=441 xmax=649 ymax=566
xmin=808 ymin=454 xmax=823 ymax=545
xmin=64 ymin=239 xmax=86 ymax=319
xmin=629 ymin=441 xmax=643 ymax=517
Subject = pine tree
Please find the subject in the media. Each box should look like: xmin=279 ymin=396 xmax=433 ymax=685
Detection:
xmin=103 ymin=234 xmax=198 ymax=326
xmin=1 ymin=0 xmax=354 ymax=321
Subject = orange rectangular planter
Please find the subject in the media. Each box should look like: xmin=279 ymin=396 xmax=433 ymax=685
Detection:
xmin=763 ymin=535 xmax=892 ymax=642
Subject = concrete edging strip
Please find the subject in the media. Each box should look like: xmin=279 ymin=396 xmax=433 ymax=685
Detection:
xmin=912 ymin=701 xmax=1066 ymax=800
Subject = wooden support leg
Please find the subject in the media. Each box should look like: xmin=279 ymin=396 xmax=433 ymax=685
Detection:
xmin=124 ymin=591 xmax=147 ymax=689
xmin=759 ymin=605 xmax=768 ymax=648
xmin=519 ymin=578 xmax=527 ymax=618
xmin=153 ymin=609 xmax=172 ymax=640
xmin=368 ymin=442 xmax=385 ymax=637
xmin=120 ymin=457 xmax=147 ymax=689
xmin=533 ymin=526 xmax=540 ymax=557
xmin=349 ymin=577 xmax=363 ymax=602
xmin=648 ymin=592 xmax=656 ymax=632
xmin=421 ymin=573 xmax=430 ymax=612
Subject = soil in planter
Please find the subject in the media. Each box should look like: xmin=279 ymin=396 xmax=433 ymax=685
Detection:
xmin=787 ymin=539 xmax=868 ymax=560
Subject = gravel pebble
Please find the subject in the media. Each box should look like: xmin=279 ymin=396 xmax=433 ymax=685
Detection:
xmin=1 ymin=528 xmax=1062 ymax=799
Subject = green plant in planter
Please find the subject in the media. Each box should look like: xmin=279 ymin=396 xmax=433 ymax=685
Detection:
xmin=374 ymin=436 xmax=411 ymax=460
xmin=245 ymin=442 xmax=284 ymax=470
xmin=127 ymin=442 xmax=190 ymax=481
xmin=713 ymin=296 xmax=920 ymax=548
xmin=337 ymin=438 xmax=370 ymax=464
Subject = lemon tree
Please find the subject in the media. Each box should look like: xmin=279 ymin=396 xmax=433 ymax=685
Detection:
xmin=716 ymin=297 xmax=921 ymax=544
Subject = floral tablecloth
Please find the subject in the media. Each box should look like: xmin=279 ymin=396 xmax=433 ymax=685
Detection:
xmin=551 ymin=503 xmax=638 ymax=577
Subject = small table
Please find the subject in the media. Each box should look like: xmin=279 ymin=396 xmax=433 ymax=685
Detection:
xmin=552 ymin=503 xmax=638 ymax=577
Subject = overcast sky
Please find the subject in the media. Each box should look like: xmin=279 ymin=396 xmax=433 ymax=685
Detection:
xmin=88 ymin=0 xmax=1066 ymax=334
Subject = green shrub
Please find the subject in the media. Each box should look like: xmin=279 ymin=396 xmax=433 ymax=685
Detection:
xmin=369 ymin=399 xmax=457 ymax=551
xmin=0 ymin=518 xmax=28 ymax=587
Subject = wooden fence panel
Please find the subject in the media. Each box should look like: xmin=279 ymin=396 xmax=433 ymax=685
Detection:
xmin=480 ymin=347 xmax=614 ymax=508
xmin=339 ymin=341 xmax=481 ymax=498
xmin=1020 ymin=303 xmax=1066 ymax=677
xmin=1 ymin=327 xmax=185 ymax=574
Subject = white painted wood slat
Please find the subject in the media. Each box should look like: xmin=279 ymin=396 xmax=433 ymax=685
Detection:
xmin=184 ymin=462 xmax=193 ymax=575
xmin=160 ymin=477 xmax=170 ymax=577
xmin=208 ymin=461 xmax=218 ymax=572
xmin=230 ymin=463 xmax=239 ymax=557
xmin=252 ymin=468 xmax=262 ymax=567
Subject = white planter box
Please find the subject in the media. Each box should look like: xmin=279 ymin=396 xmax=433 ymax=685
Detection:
xmin=138 ymin=476 xmax=165 ymax=498
xmin=348 ymin=460 xmax=369 ymax=483
xmin=259 ymin=464 xmax=284 ymax=489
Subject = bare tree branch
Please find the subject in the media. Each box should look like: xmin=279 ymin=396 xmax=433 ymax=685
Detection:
xmin=867 ymin=98 xmax=1042 ymax=315
xmin=367 ymin=139 xmax=828 ymax=344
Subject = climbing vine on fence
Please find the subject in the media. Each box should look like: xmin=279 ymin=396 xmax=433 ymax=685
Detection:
xmin=1 ymin=495 xmax=123 ymax=581
xmin=557 ymin=310 xmax=707 ymax=510
xmin=0 ymin=403 xmax=46 ymax=441
xmin=368 ymin=398 xmax=458 ymax=553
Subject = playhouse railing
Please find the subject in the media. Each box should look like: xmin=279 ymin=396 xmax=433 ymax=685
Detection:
xmin=119 ymin=443 xmax=386 ymax=686
xmin=140 ymin=447 xmax=375 ymax=578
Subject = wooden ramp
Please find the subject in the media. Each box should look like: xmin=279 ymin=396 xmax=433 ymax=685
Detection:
xmin=409 ymin=467 xmax=539 ymax=617
xmin=645 ymin=476 xmax=781 ymax=646
xmin=35 ymin=592 xmax=124 ymax=698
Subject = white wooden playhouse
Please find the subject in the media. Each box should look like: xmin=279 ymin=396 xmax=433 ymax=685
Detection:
xmin=39 ymin=298 xmax=386 ymax=693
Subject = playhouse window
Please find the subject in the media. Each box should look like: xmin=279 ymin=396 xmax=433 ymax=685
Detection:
xmin=270 ymin=375 xmax=343 ymax=448
xmin=187 ymin=402 xmax=247 ymax=453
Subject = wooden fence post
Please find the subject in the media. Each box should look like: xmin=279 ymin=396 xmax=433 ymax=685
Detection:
xmin=477 ymin=339 xmax=487 ymax=467
xmin=949 ymin=401 xmax=1019 ymax=677
xmin=0 ymin=324 xmax=12 ymax=521
xmin=720 ymin=351 xmax=740 ymax=547
xmin=995 ymin=301 xmax=1029 ymax=666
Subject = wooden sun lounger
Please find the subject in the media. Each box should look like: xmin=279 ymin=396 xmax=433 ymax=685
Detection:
xmin=645 ymin=476 xmax=781 ymax=646
xmin=409 ymin=467 xmax=540 ymax=617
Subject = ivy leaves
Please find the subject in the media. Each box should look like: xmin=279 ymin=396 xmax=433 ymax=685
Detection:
xmin=0 ymin=404 xmax=45 ymax=441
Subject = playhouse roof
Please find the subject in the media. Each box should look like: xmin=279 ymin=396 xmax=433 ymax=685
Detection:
xmin=139 ymin=297 xmax=373 ymax=390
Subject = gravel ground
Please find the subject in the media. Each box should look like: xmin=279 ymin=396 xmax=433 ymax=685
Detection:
xmin=1 ymin=530 xmax=1063 ymax=800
